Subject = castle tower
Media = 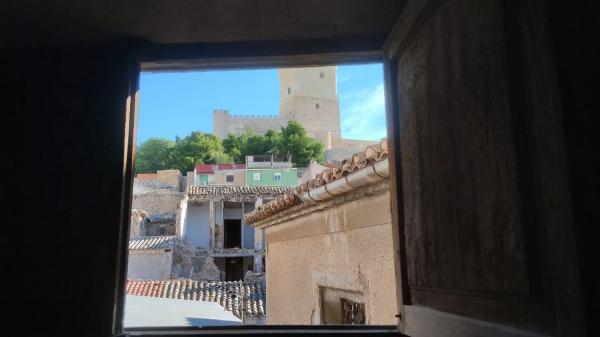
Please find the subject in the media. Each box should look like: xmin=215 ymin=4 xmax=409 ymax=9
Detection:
xmin=279 ymin=66 xmax=340 ymax=149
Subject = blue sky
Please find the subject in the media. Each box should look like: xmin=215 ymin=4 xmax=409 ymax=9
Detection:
xmin=137 ymin=63 xmax=386 ymax=144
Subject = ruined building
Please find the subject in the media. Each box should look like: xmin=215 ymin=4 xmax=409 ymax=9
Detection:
xmin=212 ymin=66 xmax=376 ymax=161
xmin=180 ymin=185 xmax=290 ymax=281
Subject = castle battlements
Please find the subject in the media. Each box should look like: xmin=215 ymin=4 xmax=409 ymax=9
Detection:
xmin=214 ymin=109 xmax=284 ymax=120
xmin=212 ymin=66 xmax=346 ymax=155
xmin=229 ymin=114 xmax=284 ymax=120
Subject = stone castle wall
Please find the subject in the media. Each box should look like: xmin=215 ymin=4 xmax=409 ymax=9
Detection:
xmin=212 ymin=67 xmax=370 ymax=156
xmin=213 ymin=109 xmax=287 ymax=139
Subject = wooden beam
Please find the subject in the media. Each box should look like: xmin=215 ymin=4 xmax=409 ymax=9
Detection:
xmin=136 ymin=36 xmax=386 ymax=71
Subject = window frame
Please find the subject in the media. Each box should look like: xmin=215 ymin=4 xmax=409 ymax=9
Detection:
xmin=274 ymin=172 xmax=282 ymax=181
xmin=115 ymin=38 xmax=407 ymax=337
xmin=226 ymin=174 xmax=234 ymax=183
xmin=253 ymin=172 xmax=261 ymax=181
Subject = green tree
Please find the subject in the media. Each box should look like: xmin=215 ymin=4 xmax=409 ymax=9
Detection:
xmin=222 ymin=130 xmax=277 ymax=163
xmin=222 ymin=132 xmax=249 ymax=163
xmin=135 ymin=138 xmax=175 ymax=173
xmin=275 ymin=121 xmax=325 ymax=167
xmin=222 ymin=122 xmax=324 ymax=167
xmin=171 ymin=132 xmax=226 ymax=172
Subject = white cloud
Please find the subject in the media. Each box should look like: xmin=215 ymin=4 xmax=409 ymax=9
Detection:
xmin=340 ymin=84 xmax=387 ymax=140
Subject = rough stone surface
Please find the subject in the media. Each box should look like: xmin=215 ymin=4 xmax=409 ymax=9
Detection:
xmin=244 ymin=271 xmax=266 ymax=283
xmin=130 ymin=209 xmax=148 ymax=237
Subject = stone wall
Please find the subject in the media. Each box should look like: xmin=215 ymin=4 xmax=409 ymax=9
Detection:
xmin=212 ymin=109 xmax=287 ymax=140
xmin=212 ymin=67 xmax=342 ymax=151
xmin=131 ymin=190 xmax=183 ymax=217
xmin=129 ymin=209 xmax=148 ymax=237
xmin=262 ymin=181 xmax=397 ymax=324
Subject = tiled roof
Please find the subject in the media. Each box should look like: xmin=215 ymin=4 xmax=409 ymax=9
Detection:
xmin=195 ymin=164 xmax=246 ymax=174
xmin=187 ymin=185 xmax=292 ymax=201
xmin=126 ymin=279 xmax=266 ymax=318
xmin=129 ymin=236 xmax=175 ymax=251
xmin=244 ymin=138 xmax=388 ymax=224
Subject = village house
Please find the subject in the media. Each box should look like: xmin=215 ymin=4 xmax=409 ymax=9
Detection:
xmin=127 ymin=236 xmax=175 ymax=280
xmin=194 ymin=164 xmax=246 ymax=186
xmin=245 ymin=139 xmax=396 ymax=325
xmin=180 ymin=185 xmax=291 ymax=281
xmin=245 ymin=155 xmax=298 ymax=187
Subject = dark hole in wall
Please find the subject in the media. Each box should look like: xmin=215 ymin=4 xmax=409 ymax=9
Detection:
xmin=224 ymin=219 xmax=241 ymax=248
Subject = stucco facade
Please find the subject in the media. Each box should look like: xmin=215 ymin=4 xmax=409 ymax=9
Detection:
xmin=254 ymin=181 xmax=397 ymax=325
xmin=196 ymin=170 xmax=246 ymax=186
xmin=246 ymin=168 xmax=298 ymax=187
xmin=127 ymin=250 xmax=173 ymax=280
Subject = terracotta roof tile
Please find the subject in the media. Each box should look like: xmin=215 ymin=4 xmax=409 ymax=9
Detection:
xmin=126 ymin=279 xmax=266 ymax=318
xmin=244 ymin=138 xmax=388 ymax=224
xmin=187 ymin=185 xmax=292 ymax=201
xmin=129 ymin=236 xmax=175 ymax=251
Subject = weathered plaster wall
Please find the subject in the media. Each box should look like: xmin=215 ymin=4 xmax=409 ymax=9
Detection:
xmin=127 ymin=251 xmax=173 ymax=280
xmin=184 ymin=204 xmax=210 ymax=247
xmin=263 ymin=182 xmax=397 ymax=324
xmin=212 ymin=170 xmax=246 ymax=185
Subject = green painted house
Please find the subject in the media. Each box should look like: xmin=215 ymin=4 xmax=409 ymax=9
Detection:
xmin=245 ymin=155 xmax=298 ymax=187
xmin=246 ymin=168 xmax=298 ymax=187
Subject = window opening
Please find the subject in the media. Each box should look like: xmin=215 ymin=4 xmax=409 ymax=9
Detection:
xmin=125 ymin=63 xmax=391 ymax=329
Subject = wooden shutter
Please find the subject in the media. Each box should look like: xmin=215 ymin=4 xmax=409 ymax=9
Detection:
xmin=382 ymin=0 xmax=583 ymax=335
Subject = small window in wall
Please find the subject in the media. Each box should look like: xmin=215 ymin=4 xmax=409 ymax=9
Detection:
xmin=226 ymin=174 xmax=234 ymax=183
xmin=341 ymin=298 xmax=365 ymax=324
xmin=253 ymin=172 xmax=261 ymax=181
xmin=274 ymin=172 xmax=282 ymax=181
xmin=288 ymin=87 xmax=291 ymax=94
xmin=316 ymin=103 xmax=320 ymax=109
xmin=320 ymin=72 xmax=324 ymax=78
xmin=321 ymin=287 xmax=365 ymax=324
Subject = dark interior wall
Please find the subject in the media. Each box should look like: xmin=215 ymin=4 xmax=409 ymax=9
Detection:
xmin=3 ymin=46 xmax=133 ymax=336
